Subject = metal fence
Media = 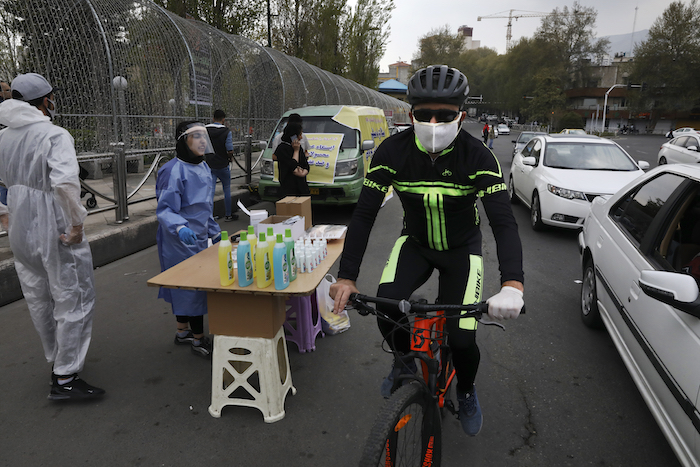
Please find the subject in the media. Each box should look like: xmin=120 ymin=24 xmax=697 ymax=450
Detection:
xmin=2 ymin=0 xmax=410 ymax=154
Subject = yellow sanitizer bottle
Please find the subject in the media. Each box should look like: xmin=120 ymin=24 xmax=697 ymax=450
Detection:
xmin=247 ymin=225 xmax=257 ymax=279
xmin=256 ymin=233 xmax=273 ymax=288
xmin=219 ymin=231 xmax=235 ymax=286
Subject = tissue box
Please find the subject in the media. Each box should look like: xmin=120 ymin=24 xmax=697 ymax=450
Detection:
xmin=248 ymin=209 xmax=268 ymax=228
xmin=276 ymin=196 xmax=312 ymax=230
xmin=256 ymin=215 xmax=305 ymax=241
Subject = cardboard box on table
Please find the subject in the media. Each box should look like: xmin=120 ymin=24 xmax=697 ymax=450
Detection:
xmin=276 ymin=196 xmax=312 ymax=230
xmin=256 ymin=215 xmax=305 ymax=240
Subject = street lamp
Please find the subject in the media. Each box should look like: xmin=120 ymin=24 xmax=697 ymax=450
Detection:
xmin=601 ymin=84 xmax=624 ymax=134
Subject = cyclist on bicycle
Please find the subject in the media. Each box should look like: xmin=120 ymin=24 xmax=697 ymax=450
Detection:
xmin=329 ymin=65 xmax=524 ymax=437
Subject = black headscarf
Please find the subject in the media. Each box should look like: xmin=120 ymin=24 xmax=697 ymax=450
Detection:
xmin=175 ymin=121 xmax=207 ymax=164
xmin=281 ymin=121 xmax=302 ymax=144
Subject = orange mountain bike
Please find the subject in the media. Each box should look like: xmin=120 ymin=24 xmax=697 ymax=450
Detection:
xmin=348 ymin=293 xmax=519 ymax=467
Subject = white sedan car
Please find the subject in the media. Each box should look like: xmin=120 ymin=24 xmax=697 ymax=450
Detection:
xmin=508 ymin=134 xmax=650 ymax=230
xmin=578 ymin=164 xmax=700 ymax=467
xmin=658 ymin=134 xmax=700 ymax=165
xmin=671 ymin=127 xmax=699 ymax=138
xmin=497 ymin=123 xmax=510 ymax=135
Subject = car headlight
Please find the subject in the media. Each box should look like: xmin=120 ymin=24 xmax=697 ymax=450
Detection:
xmin=547 ymin=184 xmax=587 ymax=200
xmin=335 ymin=159 xmax=358 ymax=177
xmin=261 ymin=159 xmax=274 ymax=176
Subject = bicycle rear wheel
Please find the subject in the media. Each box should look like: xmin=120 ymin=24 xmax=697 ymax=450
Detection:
xmin=359 ymin=382 xmax=442 ymax=467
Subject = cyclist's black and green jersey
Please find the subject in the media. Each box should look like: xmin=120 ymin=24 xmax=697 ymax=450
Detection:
xmin=338 ymin=128 xmax=524 ymax=285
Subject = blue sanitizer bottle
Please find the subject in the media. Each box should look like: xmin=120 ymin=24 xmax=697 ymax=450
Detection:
xmin=284 ymin=228 xmax=297 ymax=282
xmin=237 ymin=232 xmax=254 ymax=287
xmin=273 ymin=234 xmax=290 ymax=290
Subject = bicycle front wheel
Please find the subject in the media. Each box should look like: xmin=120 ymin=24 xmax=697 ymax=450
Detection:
xmin=359 ymin=382 xmax=442 ymax=467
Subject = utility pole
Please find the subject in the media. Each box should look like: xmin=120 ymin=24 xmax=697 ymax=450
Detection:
xmin=267 ymin=0 xmax=272 ymax=47
xmin=629 ymin=6 xmax=638 ymax=57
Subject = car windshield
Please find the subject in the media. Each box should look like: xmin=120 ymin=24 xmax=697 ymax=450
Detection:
xmin=544 ymin=143 xmax=638 ymax=171
xmin=271 ymin=116 xmax=357 ymax=149
xmin=517 ymin=132 xmax=537 ymax=144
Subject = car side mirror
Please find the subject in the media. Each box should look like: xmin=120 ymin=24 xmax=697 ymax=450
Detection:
xmin=637 ymin=161 xmax=650 ymax=170
xmin=522 ymin=156 xmax=537 ymax=166
xmin=639 ymin=270 xmax=700 ymax=318
xmin=361 ymin=139 xmax=375 ymax=151
xmin=688 ymin=145 xmax=698 ymax=152
xmin=511 ymin=140 xmax=517 ymax=144
xmin=258 ymin=141 xmax=268 ymax=150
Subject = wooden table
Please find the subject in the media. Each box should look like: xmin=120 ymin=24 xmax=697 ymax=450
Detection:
xmin=147 ymin=238 xmax=344 ymax=421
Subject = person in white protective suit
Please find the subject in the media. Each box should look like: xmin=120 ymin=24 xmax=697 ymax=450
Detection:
xmin=156 ymin=121 xmax=221 ymax=359
xmin=0 ymin=73 xmax=105 ymax=400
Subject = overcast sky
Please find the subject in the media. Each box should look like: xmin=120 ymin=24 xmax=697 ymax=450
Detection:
xmin=373 ymin=0 xmax=672 ymax=71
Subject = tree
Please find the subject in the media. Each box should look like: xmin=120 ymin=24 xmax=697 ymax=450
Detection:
xmin=534 ymin=1 xmax=609 ymax=88
xmin=153 ymin=0 xmax=266 ymax=38
xmin=631 ymin=0 xmax=700 ymax=114
xmin=525 ymin=72 xmax=566 ymax=125
xmin=343 ymin=0 xmax=394 ymax=87
xmin=412 ymin=26 xmax=464 ymax=70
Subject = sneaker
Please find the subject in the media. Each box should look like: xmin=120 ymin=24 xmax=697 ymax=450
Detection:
xmin=380 ymin=359 xmax=417 ymax=398
xmin=174 ymin=330 xmax=195 ymax=345
xmin=224 ymin=214 xmax=238 ymax=221
xmin=191 ymin=336 xmax=213 ymax=359
xmin=48 ymin=374 xmax=105 ymax=401
xmin=457 ymin=385 xmax=483 ymax=436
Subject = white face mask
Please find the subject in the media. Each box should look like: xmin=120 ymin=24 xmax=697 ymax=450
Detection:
xmin=45 ymin=97 xmax=56 ymax=121
xmin=412 ymin=115 xmax=461 ymax=153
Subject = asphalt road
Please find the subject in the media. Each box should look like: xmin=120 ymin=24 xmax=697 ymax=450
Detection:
xmin=0 ymin=124 xmax=680 ymax=467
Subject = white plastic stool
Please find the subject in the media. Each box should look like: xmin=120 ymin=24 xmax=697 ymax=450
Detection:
xmin=208 ymin=326 xmax=297 ymax=422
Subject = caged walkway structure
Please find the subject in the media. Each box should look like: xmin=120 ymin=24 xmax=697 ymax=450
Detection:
xmin=1 ymin=0 xmax=410 ymax=155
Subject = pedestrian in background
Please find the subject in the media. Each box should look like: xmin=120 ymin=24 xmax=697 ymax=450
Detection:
xmin=481 ymin=122 xmax=489 ymax=144
xmin=156 ymin=121 xmax=221 ymax=359
xmin=488 ymin=124 xmax=495 ymax=149
xmin=0 ymin=73 xmax=104 ymax=400
xmin=271 ymin=113 xmax=310 ymax=158
xmin=275 ymin=121 xmax=310 ymax=196
xmin=205 ymin=109 xmax=238 ymax=221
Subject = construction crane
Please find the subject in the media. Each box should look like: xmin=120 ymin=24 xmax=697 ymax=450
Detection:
xmin=477 ymin=9 xmax=590 ymax=52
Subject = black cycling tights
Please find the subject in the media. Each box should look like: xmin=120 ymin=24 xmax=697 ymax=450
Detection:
xmin=376 ymin=237 xmax=482 ymax=394
xmin=176 ymin=315 xmax=204 ymax=335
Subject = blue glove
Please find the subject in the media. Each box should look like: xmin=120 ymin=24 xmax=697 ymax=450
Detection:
xmin=178 ymin=227 xmax=196 ymax=245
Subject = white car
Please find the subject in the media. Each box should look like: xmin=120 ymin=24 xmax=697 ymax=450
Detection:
xmin=670 ymin=127 xmax=699 ymax=138
xmin=578 ymin=164 xmax=700 ymax=467
xmin=508 ymin=134 xmax=650 ymax=230
xmin=497 ymin=123 xmax=510 ymax=135
xmin=658 ymin=134 xmax=700 ymax=165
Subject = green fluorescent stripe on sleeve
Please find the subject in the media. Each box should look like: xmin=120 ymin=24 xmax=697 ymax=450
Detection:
xmin=460 ymin=254 xmax=484 ymax=330
xmin=379 ymin=236 xmax=408 ymax=285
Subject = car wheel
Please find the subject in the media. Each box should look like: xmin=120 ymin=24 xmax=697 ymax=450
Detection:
xmin=581 ymin=258 xmax=603 ymax=329
xmin=508 ymin=175 xmax=519 ymax=204
xmin=530 ymin=192 xmax=545 ymax=231
xmin=658 ymin=156 xmax=667 ymax=165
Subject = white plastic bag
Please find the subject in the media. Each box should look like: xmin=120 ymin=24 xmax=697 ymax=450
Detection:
xmin=316 ymin=274 xmax=351 ymax=335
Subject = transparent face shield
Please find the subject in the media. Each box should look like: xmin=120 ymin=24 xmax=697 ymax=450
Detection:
xmin=177 ymin=123 xmax=214 ymax=158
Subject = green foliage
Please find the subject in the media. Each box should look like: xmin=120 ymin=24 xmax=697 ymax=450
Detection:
xmin=525 ymin=72 xmax=566 ymax=124
xmin=153 ymin=0 xmax=265 ymax=37
xmin=343 ymin=0 xmax=394 ymax=87
xmin=557 ymin=112 xmax=584 ymax=131
xmin=412 ymin=25 xmax=464 ymax=70
xmin=631 ymin=0 xmax=700 ymax=113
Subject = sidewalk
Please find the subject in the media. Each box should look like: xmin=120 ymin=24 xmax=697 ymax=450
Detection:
xmin=0 ymin=157 xmax=261 ymax=307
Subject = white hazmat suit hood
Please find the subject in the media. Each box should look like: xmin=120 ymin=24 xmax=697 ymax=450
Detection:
xmin=0 ymin=98 xmax=96 ymax=376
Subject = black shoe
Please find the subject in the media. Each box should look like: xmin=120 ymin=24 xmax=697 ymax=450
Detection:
xmin=48 ymin=374 xmax=105 ymax=401
xmin=174 ymin=330 xmax=195 ymax=345
xmin=191 ymin=336 xmax=213 ymax=359
xmin=224 ymin=213 xmax=238 ymax=221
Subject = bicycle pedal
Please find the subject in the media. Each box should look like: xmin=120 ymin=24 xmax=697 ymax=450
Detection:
xmin=444 ymin=399 xmax=458 ymax=416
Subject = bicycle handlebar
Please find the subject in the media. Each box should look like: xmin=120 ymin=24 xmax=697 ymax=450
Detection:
xmin=348 ymin=293 xmax=525 ymax=318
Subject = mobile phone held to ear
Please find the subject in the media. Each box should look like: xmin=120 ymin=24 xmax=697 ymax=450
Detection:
xmin=291 ymin=135 xmax=298 ymax=143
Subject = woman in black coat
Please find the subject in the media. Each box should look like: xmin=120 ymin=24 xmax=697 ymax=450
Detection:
xmin=276 ymin=121 xmax=310 ymax=196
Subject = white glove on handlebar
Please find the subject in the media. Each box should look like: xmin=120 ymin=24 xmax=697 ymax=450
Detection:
xmin=486 ymin=286 xmax=523 ymax=320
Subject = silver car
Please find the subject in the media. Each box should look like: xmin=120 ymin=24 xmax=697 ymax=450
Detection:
xmin=658 ymin=134 xmax=700 ymax=165
xmin=579 ymin=164 xmax=700 ymax=467
xmin=511 ymin=131 xmax=546 ymax=159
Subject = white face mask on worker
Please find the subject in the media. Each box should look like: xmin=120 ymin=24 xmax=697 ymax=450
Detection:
xmin=412 ymin=115 xmax=461 ymax=153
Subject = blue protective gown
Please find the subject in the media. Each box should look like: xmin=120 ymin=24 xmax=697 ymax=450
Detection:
xmin=156 ymin=157 xmax=220 ymax=316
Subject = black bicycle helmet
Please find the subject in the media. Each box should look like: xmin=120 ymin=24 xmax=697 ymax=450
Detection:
xmin=407 ymin=65 xmax=469 ymax=108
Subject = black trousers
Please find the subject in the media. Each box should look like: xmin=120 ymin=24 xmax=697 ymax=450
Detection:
xmin=376 ymin=236 xmax=482 ymax=393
